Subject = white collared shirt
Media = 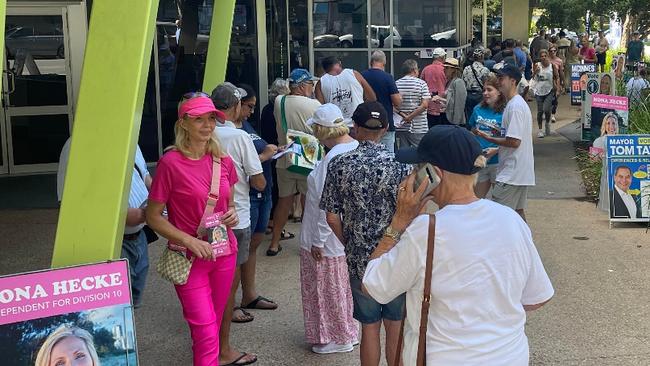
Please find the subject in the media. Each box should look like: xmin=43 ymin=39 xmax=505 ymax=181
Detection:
xmin=615 ymin=185 xmax=637 ymax=218
xmin=300 ymin=140 xmax=359 ymax=257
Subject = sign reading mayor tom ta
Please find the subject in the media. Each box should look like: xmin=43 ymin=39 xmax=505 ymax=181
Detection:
xmin=606 ymin=135 xmax=650 ymax=222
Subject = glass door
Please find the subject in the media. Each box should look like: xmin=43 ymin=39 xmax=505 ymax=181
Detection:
xmin=1 ymin=7 xmax=72 ymax=174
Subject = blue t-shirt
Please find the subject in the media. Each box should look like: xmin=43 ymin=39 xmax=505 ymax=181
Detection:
xmin=514 ymin=48 xmax=527 ymax=69
xmin=467 ymin=104 xmax=504 ymax=165
xmin=361 ymin=68 xmax=399 ymax=131
xmin=240 ymin=121 xmax=273 ymax=198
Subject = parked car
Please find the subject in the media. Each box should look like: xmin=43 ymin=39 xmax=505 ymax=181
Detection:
xmin=6 ymin=25 xmax=64 ymax=59
xmin=430 ymin=28 xmax=456 ymax=42
xmin=314 ymin=33 xmax=354 ymax=48
xmin=370 ymin=25 xmax=401 ymax=47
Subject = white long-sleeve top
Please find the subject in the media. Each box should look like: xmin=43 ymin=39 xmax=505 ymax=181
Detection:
xmin=299 ymin=140 xmax=359 ymax=257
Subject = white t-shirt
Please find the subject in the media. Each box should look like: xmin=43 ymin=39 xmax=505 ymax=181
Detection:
xmin=319 ymin=69 xmax=364 ymax=127
xmin=496 ymin=95 xmax=535 ymax=186
xmin=300 ymin=140 xmax=359 ymax=257
xmin=215 ymin=121 xmax=263 ymax=229
xmin=363 ymin=200 xmax=554 ymax=366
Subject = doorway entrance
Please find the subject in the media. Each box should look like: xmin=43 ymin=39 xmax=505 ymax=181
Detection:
xmin=0 ymin=6 xmax=78 ymax=175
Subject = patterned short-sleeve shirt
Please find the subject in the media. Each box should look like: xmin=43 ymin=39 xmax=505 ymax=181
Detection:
xmin=320 ymin=140 xmax=411 ymax=279
xmin=463 ymin=62 xmax=490 ymax=92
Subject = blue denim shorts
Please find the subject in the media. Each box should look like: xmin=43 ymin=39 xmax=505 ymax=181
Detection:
xmin=349 ymin=277 xmax=405 ymax=324
xmin=250 ymin=194 xmax=272 ymax=234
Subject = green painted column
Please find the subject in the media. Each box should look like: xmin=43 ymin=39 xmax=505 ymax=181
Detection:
xmin=0 ymin=1 xmax=6 ymax=64
xmin=202 ymin=0 xmax=237 ymax=91
xmin=51 ymin=0 xmax=159 ymax=267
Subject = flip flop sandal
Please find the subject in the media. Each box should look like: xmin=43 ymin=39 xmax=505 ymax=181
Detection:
xmin=222 ymin=352 xmax=258 ymax=366
xmin=279 ymin=230 xmax=295 ymax=241
xmin=242 ymin=296 xmax=278 ymax=310
xmin=232 ymin=307 xmax=254 ymax=323
xmin=265 ymin=245 xmax=283 ymax=256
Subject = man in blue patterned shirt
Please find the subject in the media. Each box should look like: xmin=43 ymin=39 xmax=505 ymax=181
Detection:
xmin=321 ymin=101 xmax=410 ymax=366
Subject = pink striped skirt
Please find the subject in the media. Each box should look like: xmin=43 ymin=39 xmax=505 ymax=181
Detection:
xmin=299 ymin=248 xmax=358 ymax=345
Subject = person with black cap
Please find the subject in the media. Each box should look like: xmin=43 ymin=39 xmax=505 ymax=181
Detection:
xmin=320 ymin=101 xmax=410 ymax=366
xmin=474 ymin=64 xmax=535 ymax=221
xmin=362 ymin=125 xmax=554 ymax=365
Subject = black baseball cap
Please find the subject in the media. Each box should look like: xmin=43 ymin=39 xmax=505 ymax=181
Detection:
xmin=495 ymin=64 xmax=522 ymax=83
xmin=395 ymin=125 xmax=483 ymax=175
xmin=352 ymin=101 xmax=388 ymax=130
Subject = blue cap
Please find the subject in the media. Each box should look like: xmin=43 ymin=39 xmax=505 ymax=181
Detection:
xmin=288 ymin=68 xmax=317 ymax=85
xmin=395 ymin=125 xmax=483 ymax=175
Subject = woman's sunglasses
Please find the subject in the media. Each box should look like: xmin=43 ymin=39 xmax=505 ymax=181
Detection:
xmin=182 ymin=91 xmax=210 ymax=100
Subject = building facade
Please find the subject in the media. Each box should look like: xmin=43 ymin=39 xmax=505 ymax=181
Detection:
xmin=0 ymin=0 xmax=475 ymax=176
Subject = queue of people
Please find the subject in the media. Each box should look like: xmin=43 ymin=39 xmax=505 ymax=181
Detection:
xmin=54 ymin=41 xmax=560 ymax=364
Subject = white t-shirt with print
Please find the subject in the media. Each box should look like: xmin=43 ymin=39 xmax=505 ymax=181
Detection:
xmin=363 ymin=200 xmax=554 ymax=366
xmin=215 ymin=121 xmax=263 ymax=230
xmin=496 ymin=95 xmax=535 ymax=186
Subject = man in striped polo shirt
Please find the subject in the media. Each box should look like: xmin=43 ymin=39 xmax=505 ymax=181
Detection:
xmin=395 ymin=59 xmax=431 ymax=148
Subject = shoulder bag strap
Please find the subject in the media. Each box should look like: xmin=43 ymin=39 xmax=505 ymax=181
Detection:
xmin=280 ymin=95 xmax=288 ymax=134
xmin=417 ymin=214 xmax=436 ymax=366
xmin=197 ymin=157 xmax=222 ymax=237
xmin=470 ymin=64 xmax=483 ymax=89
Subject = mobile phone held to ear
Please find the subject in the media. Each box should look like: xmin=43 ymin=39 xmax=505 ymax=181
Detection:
xmin=414 ymin=163 xmax=440 ymax=197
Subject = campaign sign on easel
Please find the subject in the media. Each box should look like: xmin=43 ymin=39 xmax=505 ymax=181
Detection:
xmin=581 ymin=72 xmax=616 ymax=141
xmin=0 ymin=260 xmax=138 ymax=365
xmin=606 ymin=135 xmax=650 ymax=223
xmin=570 ymin=64 xmax=596 ymax=105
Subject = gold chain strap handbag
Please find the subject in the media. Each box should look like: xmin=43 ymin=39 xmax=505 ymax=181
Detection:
xmin=156 ymin=158 xmax=221 ymax=285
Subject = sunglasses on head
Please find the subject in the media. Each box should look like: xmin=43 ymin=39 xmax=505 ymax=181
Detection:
xmin=182 ymin=91 xmax=210 ymax=100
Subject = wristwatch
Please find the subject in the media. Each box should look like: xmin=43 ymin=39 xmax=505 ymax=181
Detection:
xmin=384 ymin=226 xmax=403 ymax=241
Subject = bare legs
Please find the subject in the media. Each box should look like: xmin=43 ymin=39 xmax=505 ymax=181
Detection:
xmin=359 ymin=320 xmax=403 ymax=366
xmin=268 ymin=195 xmax=293 ymax=252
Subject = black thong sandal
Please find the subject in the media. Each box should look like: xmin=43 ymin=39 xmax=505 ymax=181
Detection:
xmin=222 ymin=352 xmax=257 ymax=366
xmin=243 ymin=296 xmax=278 ymax=310
xmin=279 ymin=230 xmax=295 ymax=241
xmin=266 ymin=245 xmax=283 ymax=256
xmin=232 ymin=307 xmax=254 ymax=323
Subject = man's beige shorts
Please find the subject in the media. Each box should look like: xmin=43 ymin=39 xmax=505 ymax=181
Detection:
xmin=492 ymin=182 xmax=529 ymax=211
xmin=276 ymin=167 xmax=308 ymax=198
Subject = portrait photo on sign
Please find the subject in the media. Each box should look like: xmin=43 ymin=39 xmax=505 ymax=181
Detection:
xmin=0 ymin=305 xmax=137 ymax=366
xmin=609 ymin=163 xmax=647 ymax=219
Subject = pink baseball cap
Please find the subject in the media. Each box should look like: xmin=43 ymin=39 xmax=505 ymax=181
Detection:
xmin=178 ymin=96 xmax=226 ymax=121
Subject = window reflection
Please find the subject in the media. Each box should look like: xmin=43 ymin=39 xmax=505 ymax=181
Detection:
xmin=394 ymin=0 xmax=457 ymax=47
xmin=313 ymin=0 xmax=367 ymax=49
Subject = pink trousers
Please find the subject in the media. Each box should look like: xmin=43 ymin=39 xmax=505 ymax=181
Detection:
xmin=175 ymin=254 xmax=236 ymax=366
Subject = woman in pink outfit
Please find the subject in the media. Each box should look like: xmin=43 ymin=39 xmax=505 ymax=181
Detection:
xmin=147 ymin=94 xmax=252 ymax=366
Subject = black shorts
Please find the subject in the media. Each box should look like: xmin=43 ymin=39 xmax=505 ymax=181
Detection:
xmin=596 ymin=52 xmax=606 ymax=65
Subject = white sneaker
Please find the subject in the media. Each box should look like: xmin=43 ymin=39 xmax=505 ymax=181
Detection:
xmin=537 ymin=131 xmax=545 ymax=138
xmin=551 ymin=115 xmax=556 ymax=123
xmin=312 ymin=342 xmax=354 ymax=354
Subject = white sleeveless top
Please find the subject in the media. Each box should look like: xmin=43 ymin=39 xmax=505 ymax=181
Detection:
xmin=319 ymin=68 xmax=364 ymax=126
xmin=534 ymin=63 xmax=554 ymax=96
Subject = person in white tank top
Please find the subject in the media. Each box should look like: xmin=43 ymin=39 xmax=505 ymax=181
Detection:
xmin=315 ymin=56 xmax=375 ymax=127
xmin=532 ymin=49 xmax=560 ymax=138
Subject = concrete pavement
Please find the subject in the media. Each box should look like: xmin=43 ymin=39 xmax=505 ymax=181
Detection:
xmin=1 ymin=95 xmax=650 ymax=365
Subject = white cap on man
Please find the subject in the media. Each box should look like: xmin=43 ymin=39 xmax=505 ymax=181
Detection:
xmin=432 ymin=47 xmax=447 ymax=57
xmin=307 ymin=103 xmax=346 ymax=127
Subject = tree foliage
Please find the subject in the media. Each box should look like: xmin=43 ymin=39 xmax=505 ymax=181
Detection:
xmin=537 ymin=0 xmax=649 ymax=36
